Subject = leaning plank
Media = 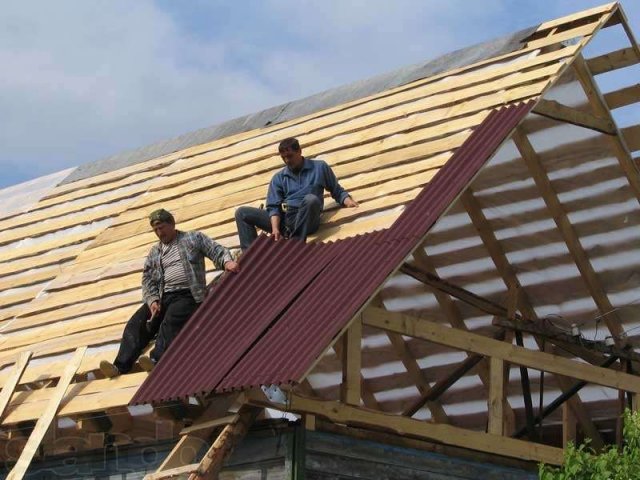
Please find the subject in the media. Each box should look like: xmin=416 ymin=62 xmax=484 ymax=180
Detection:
xmin=363 ymin=307 xmax=640 ymax=393
xmin=247 ymin=392 xmax=564 ymax=465
xmin=0 ymin=352 xmax=32 ymax=419
xmin=7 ymin=347 xmax=86 ymax=480
xmin=187 ymin=405 xmax=261 ymax=480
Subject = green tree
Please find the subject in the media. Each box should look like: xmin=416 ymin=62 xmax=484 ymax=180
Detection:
xmin=539 ymin=409 xmax=640 ymax=479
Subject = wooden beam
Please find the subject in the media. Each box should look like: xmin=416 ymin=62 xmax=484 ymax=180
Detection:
xmin=488 ymin=357 xmax=505 ymax=436
xmin=144 ymin=464 xmax=199 ymax=480
xmin=460 ymin=189 xmax=605 ymax=449
xmin=403 ymin=352 xmax=485 ymax=417
xmin=515 ymin=332 xmax=537 ymax=441
xmin=179 ymin=414 xmax=239 ymax=436
xmin=0 ymin=352 xmax=31 ymax=420
xmin=7 ymin=347 xmax=86 ymax=480
xmin=386 ymin=331 xmax=449 ymax=423
xmin=362 ymin=307 xmax=640 ymax=393
xmin=187 ymin=405 xmax=260 ymax=480
xmin=400 ymin=263 xmax=506 ymax=317
xmin=340 ymin=317 xmax=362 ymax=406
xmin=246 ymin=391 xmax=564 ymax=465
xmin=604 ymin=84 xmax=640 ymax=109
xmin=615 ymin=6 xmax=640 ymax=62
xmin=573 ymin=54 xmax=640 ymax=203
xmin=587 ymin=46 xmax=639 ymax=74
xmin=533 ymin=99 xmax=615 ymax=134
xmin=513 ymin=127 xmax=625 ymax=341
xmin=622 ymin=124 xmax=640 ymax=152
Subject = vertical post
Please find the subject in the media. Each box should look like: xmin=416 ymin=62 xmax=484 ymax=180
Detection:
xmin=488 ymin=357 xmax=505 ymax=436
xmin=340 ymin=316 xmax=362 ymax=406
xmin=562 ymin=403 xmax=577 ymax=448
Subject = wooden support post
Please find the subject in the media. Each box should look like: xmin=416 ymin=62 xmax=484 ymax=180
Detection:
xmin=340 ymin=316 xmax=362 ymax=406
xmin=515 ymin=331 xmax=537 ymax=441
xmin=7 ymin=347 xmax=86 ymax=480
xmin=488 ymin=357 xmax=505 ymax=436
xmin=333 ymin=341 xmax=380 ymax=410
xmin=562 ymin=403 xmax=577 ymax=448
xmin=0 ymin=352 xmax=32 ymax=419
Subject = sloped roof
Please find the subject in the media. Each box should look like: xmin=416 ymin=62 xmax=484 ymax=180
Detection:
xmin=131 ymin=102 xmax=534 ymax=404
xmin=0 ymin=2 xmax=636 ymax=454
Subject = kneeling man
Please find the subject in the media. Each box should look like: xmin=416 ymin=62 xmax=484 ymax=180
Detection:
xmin=101 ymin=208 xmax=239 ymax=377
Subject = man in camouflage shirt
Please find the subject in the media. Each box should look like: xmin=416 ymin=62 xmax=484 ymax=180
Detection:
xmin=100 ymin=208 xmax=239 ymax=377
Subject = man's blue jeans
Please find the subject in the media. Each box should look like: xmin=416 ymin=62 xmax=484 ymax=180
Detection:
xmin=235 ymin=194 xmax=322 ymax=251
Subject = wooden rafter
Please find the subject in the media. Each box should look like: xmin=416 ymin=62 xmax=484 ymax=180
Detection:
xmin=533 ymin=99 xmax=615 ymax=134
xmin=363 ymin=308 xmax=640 ymax=392
xmin=246 ymin=391 xmax=564 ymax=465
xmin=7 ymin=347 xmax=86 ymax=480
xmin=573 ymin=54 xmax=640 ymax=203
xmin=604 ymin=83 xmax=640 ymax=110
xmin=460 ymin=188 xmax=605 ymax=448
xmin=587 ymin=46 xmax=639 ymax=75
xmin=512 ymin=127 xmax=626 ymax=342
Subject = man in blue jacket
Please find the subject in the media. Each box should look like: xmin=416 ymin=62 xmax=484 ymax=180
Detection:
xmin=235 ymin=137 xmax=358 ymax=251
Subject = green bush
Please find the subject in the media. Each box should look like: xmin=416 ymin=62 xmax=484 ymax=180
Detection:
xmin=539 ymin=409 xmax=640 ymax=479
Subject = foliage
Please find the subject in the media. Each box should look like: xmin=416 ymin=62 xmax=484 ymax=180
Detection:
xmin=539 ymin=409 xmax=640 ymax=479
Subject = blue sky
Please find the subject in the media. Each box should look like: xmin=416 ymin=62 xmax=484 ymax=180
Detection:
xmin=1 ymin=1 xmax=637 ymax=188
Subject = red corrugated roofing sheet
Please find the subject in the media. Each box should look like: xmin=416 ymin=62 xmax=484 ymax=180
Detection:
xmin=130 ymin=101 xmax=534 ymax=405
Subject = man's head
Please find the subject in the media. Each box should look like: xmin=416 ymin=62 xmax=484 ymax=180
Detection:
xmin=148 ymin=208 xmax=177 ymax=244
xmin=278 ymin=137 xmax=304 ymax=171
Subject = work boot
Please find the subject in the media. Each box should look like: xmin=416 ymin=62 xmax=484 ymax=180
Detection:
xmin=100 ymin=360 xmax=121 ymax=378
xmin=138 ymin=355 xmax=156 ymax=372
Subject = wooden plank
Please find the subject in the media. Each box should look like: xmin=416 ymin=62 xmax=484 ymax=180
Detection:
xmin=533 ymin=98 xmax=615 ymax=134
xmin=604 ymin=83 xmax=640 ymax=109
xmin=247 ymin=392 xmax=564 ymax=465
xmin=0 ymin=352 xmax=32 ymax=419
xmin=513 ymin=127 xmax=625 ymax=341
xmin=362 ymin=307 xmax=640 ymax=393
xmin=340 ymin=316 xmax=362 ymax=406
xmin=587 ymin=46 xmax=639 ymax=75
xmin=535 ymin=3 xmax=616 ymax=33
xmin=7 ymin=347 xmax=86 ymax=480
xmin=187 ymin=405 xmax=261 ymax=480
xmin=488 ymin=357 xmax=505 ymax=436
xmin=622 ymin=125 xmax=640 ymax=152
xmin=616 ymin=5 xmax=640 ymax=62
xmin=332 ymin=341 xmax=380 ymax=411
xmin=144 ymin=463 xmax=199 ymax=480
xmin=179 ymin=414 xmax=239 ymax=436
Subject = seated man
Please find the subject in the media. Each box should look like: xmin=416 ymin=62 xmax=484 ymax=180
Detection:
xmin=235 ymin=137 xmax=358 ymax=251
xmin=100 ymin=208 xmax=239 ymax=377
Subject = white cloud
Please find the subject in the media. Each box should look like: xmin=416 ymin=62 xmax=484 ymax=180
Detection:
xmin=0 ymin=0 xmax=637 ymax=188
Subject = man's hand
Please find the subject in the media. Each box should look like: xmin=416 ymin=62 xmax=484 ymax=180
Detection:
xmin=271 ymin=229 xmax=282 ymax=241
xmin=224 ymin=260 xmax=240 ymax=273
xmin=150 ymin=301 xmax=161 ymax=317
xmin=343 ymin=196 xmax=359 ymax=208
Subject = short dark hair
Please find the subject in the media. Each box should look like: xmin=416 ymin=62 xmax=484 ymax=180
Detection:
xmin=278 ymin=137 xmax=301 ymax=152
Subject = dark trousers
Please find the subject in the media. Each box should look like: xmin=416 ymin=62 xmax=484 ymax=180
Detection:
xmin=235 ymin=194 xmax=322 ymax=251
xmin=113 ymin=290 xmax=198 ymax=373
